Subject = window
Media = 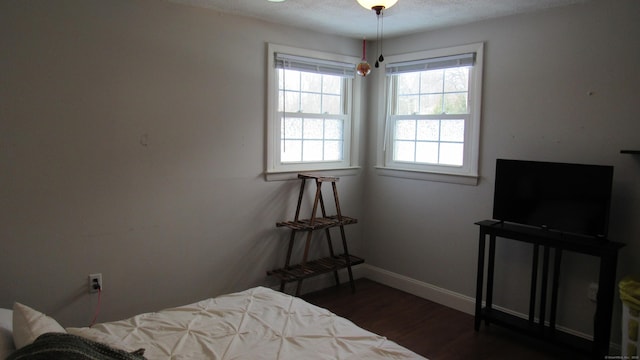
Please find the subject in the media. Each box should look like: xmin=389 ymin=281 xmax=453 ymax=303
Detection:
xmin=381 ymin=43 xmax=484 ymax=184
xmin=266 ymin=44 xmax=362 ymax=179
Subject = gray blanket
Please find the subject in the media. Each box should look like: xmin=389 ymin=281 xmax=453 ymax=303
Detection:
xmin=7 ymin=333 xmax=146 ymax=360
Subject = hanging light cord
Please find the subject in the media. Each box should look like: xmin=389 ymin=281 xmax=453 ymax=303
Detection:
xmin=375 ymin=9 xmax=385 ymax=68
xmin=375 ymin=12 xmax=380 ymax=67
xmin=379 ymin=11 xmax=384 ymax=63
xmin=362 ymin=38 xmax=367 ymax=60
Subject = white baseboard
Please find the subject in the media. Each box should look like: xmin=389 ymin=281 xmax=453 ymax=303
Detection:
xmin=359 ymin=264 xmax=476 ymax=314
xmin=359 ymin=264 xmax=600 ymax=344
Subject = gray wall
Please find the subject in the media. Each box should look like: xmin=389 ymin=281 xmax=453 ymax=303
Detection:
xmin=1 ymin=0 xmax=638 ymax=346
xmin=0 ymin=0 xmax=364 ymax=326
xmin=363 ymin=0 xmax=640 ymax=338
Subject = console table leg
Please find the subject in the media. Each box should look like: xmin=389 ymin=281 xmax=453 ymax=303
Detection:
xmin=539 ymin=246 xmax=550 ymax=332
xmin=485 ymin=234 xmax=496 ymax=326
xmin=549 ymin=248 xmax=562 ymax=333
xmin=593 ymin=250 xmax=618 ymax=358
xmin=529 ymin=244 xmax=539 ymax=325
xmin=474 ymin=231 xmax=486 ymax=331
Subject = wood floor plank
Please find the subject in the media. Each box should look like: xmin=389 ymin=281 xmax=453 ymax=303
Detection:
xmin=302 ymin=278 xmax=590 ymax=360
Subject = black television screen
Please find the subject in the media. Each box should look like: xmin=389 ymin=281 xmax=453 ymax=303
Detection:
xmin=492 ymin=159 xmax=614 ymax=238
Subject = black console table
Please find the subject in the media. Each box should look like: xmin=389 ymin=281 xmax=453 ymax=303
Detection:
xmin=474 ymin=220 xmax=625 ymax=358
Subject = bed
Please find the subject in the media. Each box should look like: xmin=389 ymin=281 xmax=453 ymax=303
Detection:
xmin=1 ymin=286 xmax=426 ymax=359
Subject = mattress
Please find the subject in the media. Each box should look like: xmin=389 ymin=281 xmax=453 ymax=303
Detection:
xmin=68 ymin=286 xmax=426 ymax=359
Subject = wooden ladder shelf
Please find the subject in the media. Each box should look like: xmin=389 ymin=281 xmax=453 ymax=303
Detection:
xmin=267 ymin=173 xmax=364 ymax=296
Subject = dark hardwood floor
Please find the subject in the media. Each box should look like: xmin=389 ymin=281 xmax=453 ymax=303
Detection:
xmin=302 ymin=278 xmax=589 ymax=360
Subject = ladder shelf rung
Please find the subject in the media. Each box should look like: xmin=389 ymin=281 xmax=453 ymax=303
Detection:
xmin=297 ymin=173 xmax=339 ymax=182
xmin=267 ymin=255 xmax=364 ymax=283
xmin=276 ymin=216 xmax=357 ymax=230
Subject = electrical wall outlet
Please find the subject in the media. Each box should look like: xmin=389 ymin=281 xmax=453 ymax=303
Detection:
xmin=88 ymin=273 xmax=103 ymax=294
xmin=587 ymin=282 xmax=598 ymax=302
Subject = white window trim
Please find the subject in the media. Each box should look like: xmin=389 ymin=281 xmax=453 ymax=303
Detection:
xmin=265 ymin=43 xmax=362 ymax=181
xmin=376 ymin=42 xmax=484 ymax=185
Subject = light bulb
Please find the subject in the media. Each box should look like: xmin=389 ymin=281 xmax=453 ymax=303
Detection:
xmin=356 ymin=0 xmax=398 ymax=11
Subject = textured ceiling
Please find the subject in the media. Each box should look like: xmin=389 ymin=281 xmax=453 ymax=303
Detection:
xmin=168 ymin=0 xmax=590 ymax=38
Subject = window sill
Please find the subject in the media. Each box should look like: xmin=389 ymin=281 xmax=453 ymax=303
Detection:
xmin=264 ymin=167 xmax=361 ymax=181
xmin=374 ymin=166 xmax=478 ymax=185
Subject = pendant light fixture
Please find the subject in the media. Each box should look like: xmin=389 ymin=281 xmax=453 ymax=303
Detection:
xmin=356 ymin=39 xmax=371 ymax=77
xmin=356 ymin=0 xmax=397 ymax=68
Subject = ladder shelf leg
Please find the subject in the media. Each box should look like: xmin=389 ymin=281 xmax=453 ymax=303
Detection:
xmin=319 ymin=185 xmax=340 ymax=287
xmin=332 ymin=181 xmax=355 ymax=292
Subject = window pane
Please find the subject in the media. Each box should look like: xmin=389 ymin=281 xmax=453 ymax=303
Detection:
xmin=301 ymin=93 xmax=321 ymax=113
xmin=301 ymin=72 xmax=321 ymax=92
xmin=284 ymin=91 xmax=300 ymax=112
xmin=324 ymin=140 xmax=343 ymax=161
xmin=440 ymin=120 xmax=465 ymax=142
xmin=322 ymin=76 xmax=341 ymax=95
xmin=282 ymin=70 xmax=300 ymax=91
xmin=421 ymin=70 xmax=444 ymax=93
xmin=416 ymin=120 xmax=439 ymax=141
xmin=444 ymin=68 xmax=469 ymax=92
xmin=281 ymin=140 xmax=302 ymax=162
xmin=277 ymin=90 xmax=285 ymax=112
xmin=397 ymin=73 xmax=420 ymax=95
xmin=324 ymin=119 xmax=343 ymax=140
xmin=282 ymin=117 xmax=302 ymax=139
xmin=397 ymin=95 xmax=419 ymax=115
xmin=394 ymin=140 xmax=415 ymax=162
xmin=419 ymin=94 xmax=443 ymax=115
xmin=395 ymin=120 xmax=416 ymax=140
xmin=302 ymin=140 xmax=323 ymax=161
xmin=443 ymin=93 xmax=468 ymax=114
xmin=416 ymin=142 xmax=439 ymax=163
xmin=322 ymin=94 xmax=341 ymax=114
xmin=303 ymin=118 xmax=323 ymax=139
xmin=439 ymin=143 xmax=464 ymax=166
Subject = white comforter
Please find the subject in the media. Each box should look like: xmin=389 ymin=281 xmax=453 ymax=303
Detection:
xmin=68 ymin=287 xmax=426 ymax=359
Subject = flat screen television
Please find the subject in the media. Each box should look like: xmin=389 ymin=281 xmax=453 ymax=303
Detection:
xmin=492 ymin=159 xmax=614 ymax=238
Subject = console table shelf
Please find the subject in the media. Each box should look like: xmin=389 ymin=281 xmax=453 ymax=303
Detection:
xmin=268 ymin=173 xmax=362 ymax=296
xmin=479 ymin=308 xmax=593 ymax=354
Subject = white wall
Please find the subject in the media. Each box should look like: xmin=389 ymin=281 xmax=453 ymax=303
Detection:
xmin=363 ymin=0 xmax=640 ymax=339
xmin=0 ymin=0 xmax=364 ymax=327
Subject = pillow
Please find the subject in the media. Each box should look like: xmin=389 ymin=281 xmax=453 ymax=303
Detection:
xmin=0 ymin=308 xmax=15 ymax=360
xmin=12 ymin=302 xmax=65 ymax=349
